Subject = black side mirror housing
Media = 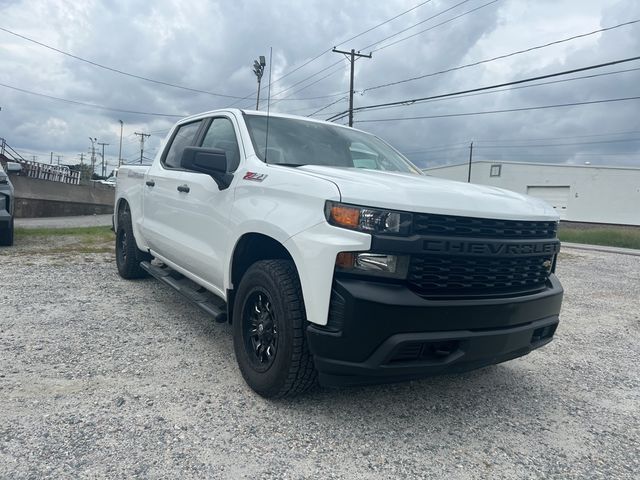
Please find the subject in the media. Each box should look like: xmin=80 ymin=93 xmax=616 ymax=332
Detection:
xmin=181 ymin=147 xmax=233 ymax=190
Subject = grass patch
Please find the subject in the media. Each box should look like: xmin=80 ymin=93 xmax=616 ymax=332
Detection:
xmin=15 ymin=226 xmax=113 ymax=238
xmin=9 ymin=226 xmax=115 ymax=255
xmin=559 ymin=226 xmax=640 ymax=249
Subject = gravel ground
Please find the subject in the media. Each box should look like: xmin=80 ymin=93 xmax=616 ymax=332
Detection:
xmin=0 ymin=236 xmax=638 ymax=479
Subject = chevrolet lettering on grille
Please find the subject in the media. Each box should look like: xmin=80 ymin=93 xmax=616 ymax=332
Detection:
xmin=423 ymin=239 xmax=560 ymax=256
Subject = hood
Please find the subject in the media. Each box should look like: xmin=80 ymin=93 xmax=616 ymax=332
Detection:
xmin=296 ymin=166 xmax=558 ymax=221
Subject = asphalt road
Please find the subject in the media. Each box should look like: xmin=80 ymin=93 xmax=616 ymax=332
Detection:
xmin=14 ymin=214 xmax=112 ymax=229
xmin=0 ymin=239 xmax=638 ymax=479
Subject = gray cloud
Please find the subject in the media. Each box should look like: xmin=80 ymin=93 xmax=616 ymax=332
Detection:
xmin=0 ymin=0 xmax=638 ymax=172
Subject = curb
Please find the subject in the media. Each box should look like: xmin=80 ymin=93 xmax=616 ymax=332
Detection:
xmin=561 ymin=242 xmax=640 ymax=257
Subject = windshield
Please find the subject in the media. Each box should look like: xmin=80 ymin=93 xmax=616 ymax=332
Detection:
xmin=244 ymin=114 xmax=423 ymax=175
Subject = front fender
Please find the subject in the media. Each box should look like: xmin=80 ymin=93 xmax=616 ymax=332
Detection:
xmin=284 ymin=223 xmax=370 ymax=326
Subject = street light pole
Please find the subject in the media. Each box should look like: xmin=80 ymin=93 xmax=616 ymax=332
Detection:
xmin=467 ymin=141 xmax=474 ymax=183
xmin=253 ymin=56 xmax=266 ymax=110
xmin=88 ymin=137 xmax=97 ymax=177
xmin=118 ymin=120 xmax=124 ymax=167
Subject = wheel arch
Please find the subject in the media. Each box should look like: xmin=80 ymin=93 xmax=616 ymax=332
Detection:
xmin=114 ymin=197 xmax=130 ymax=230
xmin=114 ymin=196 xmax=149 ymax=253
xmin=228 ymin=232 xmax=298 ymax=323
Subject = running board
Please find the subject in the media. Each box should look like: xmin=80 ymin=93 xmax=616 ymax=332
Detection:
xmin=140 ymin=261 xmax=227 ymax=323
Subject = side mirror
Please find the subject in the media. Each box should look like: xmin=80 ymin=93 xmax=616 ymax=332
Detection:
xmin=181 ymin=147 xmax=233 ymax=190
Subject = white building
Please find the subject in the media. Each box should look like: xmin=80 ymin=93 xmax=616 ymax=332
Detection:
xmin=424 ymin=161 xmax=640 ymax=226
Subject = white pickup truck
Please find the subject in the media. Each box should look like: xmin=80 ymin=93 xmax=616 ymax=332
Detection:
xmin=115 ymin=109 xmax=563 ymax=398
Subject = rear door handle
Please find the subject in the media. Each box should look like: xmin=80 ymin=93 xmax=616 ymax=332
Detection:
xmin=145 ymin=180 xmax=155 ymax=187
xmin=177 ymin=184 xmax=190 ymax=193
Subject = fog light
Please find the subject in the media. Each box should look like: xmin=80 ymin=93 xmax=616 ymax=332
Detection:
xmin=355 ymin=253 xmax=398 ymax=273
xmin=335 ymin=252 xmax=409 ymax=279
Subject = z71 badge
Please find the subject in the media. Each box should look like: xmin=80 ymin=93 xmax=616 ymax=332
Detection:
xmin=243 ymin=172 xmax=268 ymax=182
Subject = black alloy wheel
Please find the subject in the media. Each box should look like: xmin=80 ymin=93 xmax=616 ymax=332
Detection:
xmin=232 ymin=259 xmax=317 ymax=398
xmin=244 ymin=291 xmax=278 ymax=371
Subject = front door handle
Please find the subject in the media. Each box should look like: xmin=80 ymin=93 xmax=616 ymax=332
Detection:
xmin=145 ymin=180 xmax=155 ymax=187
xmin=177 ymin=184 xmax=190 ymax=193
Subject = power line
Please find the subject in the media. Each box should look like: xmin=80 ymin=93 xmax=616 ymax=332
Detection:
xmin=263 ymin=0 xmax=493 ymax=108
xmin=326 ymin=56 xmax=640 ymax=121
xmin=327 ymin=64 xmax=640 ymax=121
xmin=356 ymin=96 xmax=640 ymax=123
xmin=476 ymin=130 xmax=640 ymax=143
xmin=321 ymin=64 xmax=640 ymax=120
xmin=361 ymin=19 xmax=640 ymax=93
xmin=266 ymin=62 xmax=348 ymax=107
xmin=228 ymin=0 xmax=435 ymax=107
xmin=372 ymin=0 xmax=499 ymax=53
xmin=410 ymin=139 xmax=640 ymax=154
xmin=307 ymin=1 xmax=498 ymax=117
xmin=361 ymin=0 xmax=490 ymax=52
xmin=473 ymin=152 xmax=640 ymax=157
xmin=332 ymin=0 xmax=434 ymax=51
xmin=0 ymin=81 xmax=184 ymax=118
xmin=306 ymin=97 xmax=349 ymax=116
xmin=275 ymin=0 xmax=435 ymax=86
xmin=0 ymin=25 xmax=254 ymax=100
xmin=403 ymin=130 xmax=640 ymax=155
xmin=476 ymin=138 xmax=640 ymax=148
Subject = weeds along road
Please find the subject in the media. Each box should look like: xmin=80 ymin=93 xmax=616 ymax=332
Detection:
xmin=1 ymin=231 xmax=638 ymax=479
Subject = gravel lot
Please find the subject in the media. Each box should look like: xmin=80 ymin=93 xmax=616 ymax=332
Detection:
xmin=1 ymin=235 xmax=638 ymax=479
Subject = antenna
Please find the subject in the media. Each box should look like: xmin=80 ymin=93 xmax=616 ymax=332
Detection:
xmin=265 ymin=47 xmax=273 ymax=164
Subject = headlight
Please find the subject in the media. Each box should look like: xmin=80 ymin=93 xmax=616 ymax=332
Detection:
xmin=325 ymin=201 xmax=412 ymax=235
xmin=335 ymin=252 xmax=409 ymax=279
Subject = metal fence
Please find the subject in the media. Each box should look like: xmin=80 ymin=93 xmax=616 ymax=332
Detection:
xmin=1 ymin=138 xmax=81 ymax=185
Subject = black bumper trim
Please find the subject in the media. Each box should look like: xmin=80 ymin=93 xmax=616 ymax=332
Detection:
xmin=312 ymin=316 xmax=558 ymax=387
xmin=306 ymin=275 xmax=563 ymax=387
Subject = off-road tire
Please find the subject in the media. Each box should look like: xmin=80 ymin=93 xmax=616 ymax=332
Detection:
xmin=0 ymin=218 xmax=14 ymax=247
xmin=116 ymin=210 xmax=151 ymax=279
xmin=233 ymin=259 xmax=318 ymax=398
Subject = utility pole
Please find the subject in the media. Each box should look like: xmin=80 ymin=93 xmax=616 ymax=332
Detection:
xmin=118 ymin=120 xmax=124 ymax=167
xmin=97 ymin=142 xmax=109 ymax=177
xmin=56 ymin=155 xmax=63 ymax=165
xmin=332 ymin=47 xmax=372 ymax=127
xmin=467 ymin=141 xmax=474 ymax=183
xmin=50 ymin=152 xmax=53 ymax=164
xmin=134 ymin=132 xmax=151 ymax=164
xmin=79 ymin=153 xmax=85 ymax=165
xmin=88 ymin=137 xmax=97 ymax=177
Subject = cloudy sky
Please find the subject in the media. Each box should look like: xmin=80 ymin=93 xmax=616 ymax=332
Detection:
xmin=0 ymin=0 xmax=639 ymax=173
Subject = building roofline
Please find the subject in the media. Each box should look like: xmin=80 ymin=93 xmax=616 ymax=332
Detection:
xmin=423 ymin=160 xmax=640 ymax=172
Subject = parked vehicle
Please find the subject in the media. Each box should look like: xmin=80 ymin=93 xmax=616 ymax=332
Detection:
xmin=98 ymin=176 xmax=116 ymax=187
xmin=0 ymin=167 xmax=15 ymax=246
xmin=114 ymin=109 xmax=563 ymax=397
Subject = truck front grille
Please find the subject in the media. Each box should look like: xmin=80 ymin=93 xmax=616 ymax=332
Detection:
xmin=407 ymin=254 xmax=552 ymax=298
xmin=413 ymin=213 xmax=557 ymax=239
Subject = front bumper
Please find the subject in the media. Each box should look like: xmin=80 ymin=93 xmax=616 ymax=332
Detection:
xmin=306 ymin=274 xmax=563 ymax=387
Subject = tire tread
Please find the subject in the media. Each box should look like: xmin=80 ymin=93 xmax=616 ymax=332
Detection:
xmin=235 ymin=259 xmax=318 ymax=398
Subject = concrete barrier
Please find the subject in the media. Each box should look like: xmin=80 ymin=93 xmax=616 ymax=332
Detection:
xmin=10 ymin=175 xmax=115 ymax=218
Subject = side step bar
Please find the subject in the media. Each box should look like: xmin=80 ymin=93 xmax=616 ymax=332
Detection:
xmin=140 ymin=261 xmax=227 ymax=323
